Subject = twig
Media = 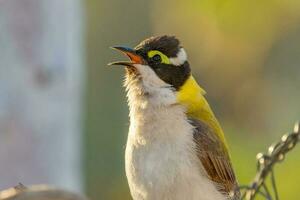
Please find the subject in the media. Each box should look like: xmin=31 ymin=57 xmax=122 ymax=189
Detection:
xmin=0 ymin=185 xmax=88 ymax=200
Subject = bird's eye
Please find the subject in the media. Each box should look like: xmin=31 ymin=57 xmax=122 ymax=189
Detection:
xmin=152 ymin=54 xmax=161 ymax=63
xmin=148 ymin=50 xmax=170 ymax=64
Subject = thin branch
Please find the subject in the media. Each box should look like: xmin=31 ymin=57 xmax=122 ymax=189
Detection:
xmin=0 ymin=185 xmax=88 ymax=200
xmin=262 ymin=183 xmax=272 ymax=200
xmin=270 ymin=169 xmax=279 ymax=200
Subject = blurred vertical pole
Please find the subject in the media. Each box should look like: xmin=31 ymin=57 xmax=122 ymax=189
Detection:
xmin=85 ymin=0 xmax=151 ymax=199
xmin=0 ymin=0 xmax=84 ymax=192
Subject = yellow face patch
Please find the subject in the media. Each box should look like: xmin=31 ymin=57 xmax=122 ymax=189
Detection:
xmin=148 ymin=50 xmax=170 ymax=64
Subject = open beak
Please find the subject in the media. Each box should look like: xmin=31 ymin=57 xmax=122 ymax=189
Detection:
xmin=108 ymin=46 xmax=144 ymax=67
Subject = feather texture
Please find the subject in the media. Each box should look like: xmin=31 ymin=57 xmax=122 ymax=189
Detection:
xmin=190 ymin=119 xmax=240 ymax=200
xmin=177 ymin=75 xmax=240 ymax=199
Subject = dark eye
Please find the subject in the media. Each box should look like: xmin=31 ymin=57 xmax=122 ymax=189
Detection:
xmin=152 ymin=54 xmax=161 ymax=63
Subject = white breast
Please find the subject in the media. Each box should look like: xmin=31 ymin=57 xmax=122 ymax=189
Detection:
xmin=125 ymin=96 xmax=226 ymax=200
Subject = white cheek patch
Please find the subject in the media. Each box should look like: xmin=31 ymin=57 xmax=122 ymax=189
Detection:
xmin=134 ymin=64 xmax=167 ymax=88
xmin=169 ymin=48 xmax=187 ymax=66
xmin=132 ymin=64 xmax=176 ymax=106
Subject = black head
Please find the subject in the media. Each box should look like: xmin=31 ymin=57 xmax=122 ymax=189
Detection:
xmin=135 ymin=35 xmax=181 ymax=57
xmin=110 ymin=35 xmax=191 ymax=90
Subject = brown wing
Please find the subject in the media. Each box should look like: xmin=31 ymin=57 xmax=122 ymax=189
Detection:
xmin=189 ymin=118 xmax=240 ymax=200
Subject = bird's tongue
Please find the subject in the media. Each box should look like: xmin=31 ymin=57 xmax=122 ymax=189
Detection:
xmin=108 ymin=46 xmax=144 ymax=67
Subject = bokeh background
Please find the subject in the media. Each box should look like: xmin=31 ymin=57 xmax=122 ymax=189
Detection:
xmin=0 ymin=0 xmax=300 ymax=199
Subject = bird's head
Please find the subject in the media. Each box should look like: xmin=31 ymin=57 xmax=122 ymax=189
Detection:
xmin=110 ymin=35 xmax=204 ymax=107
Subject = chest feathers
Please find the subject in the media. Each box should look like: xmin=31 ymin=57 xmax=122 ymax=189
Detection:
xmin=124 ymin=76 xmax=226 ymax=200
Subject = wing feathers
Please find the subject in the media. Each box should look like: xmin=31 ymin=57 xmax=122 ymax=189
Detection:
xmin=190 ymin=119 xmax=240 ymax=200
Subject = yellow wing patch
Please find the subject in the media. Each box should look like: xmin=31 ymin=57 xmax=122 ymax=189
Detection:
xmin=176 ymin=76 xmax=206 ymax=113
xmin=176 ymin=76 xmax=228 ymax=150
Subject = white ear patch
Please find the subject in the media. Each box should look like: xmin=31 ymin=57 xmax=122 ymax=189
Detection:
xmin=169 ymin=48 xmax=187 ymax=66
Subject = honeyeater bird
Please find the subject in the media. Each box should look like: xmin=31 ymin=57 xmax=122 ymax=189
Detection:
xmin=109 ymin=35 xmax=240 ymax=200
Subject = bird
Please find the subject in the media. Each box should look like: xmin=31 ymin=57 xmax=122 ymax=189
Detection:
xmin=109 ymin=35 xmax=240 ymax=200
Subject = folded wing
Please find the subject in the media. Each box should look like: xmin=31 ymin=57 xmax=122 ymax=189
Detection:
xmin=190 ymin=118 xmax=240 ymax=200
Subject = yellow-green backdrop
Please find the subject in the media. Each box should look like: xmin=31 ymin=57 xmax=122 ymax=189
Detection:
xmin=84 ymin=1 xmax=300 ymax=199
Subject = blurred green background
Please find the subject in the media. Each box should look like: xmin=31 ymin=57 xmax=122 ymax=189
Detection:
xmin=85 ymin=0 xmax=300 ymax=199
